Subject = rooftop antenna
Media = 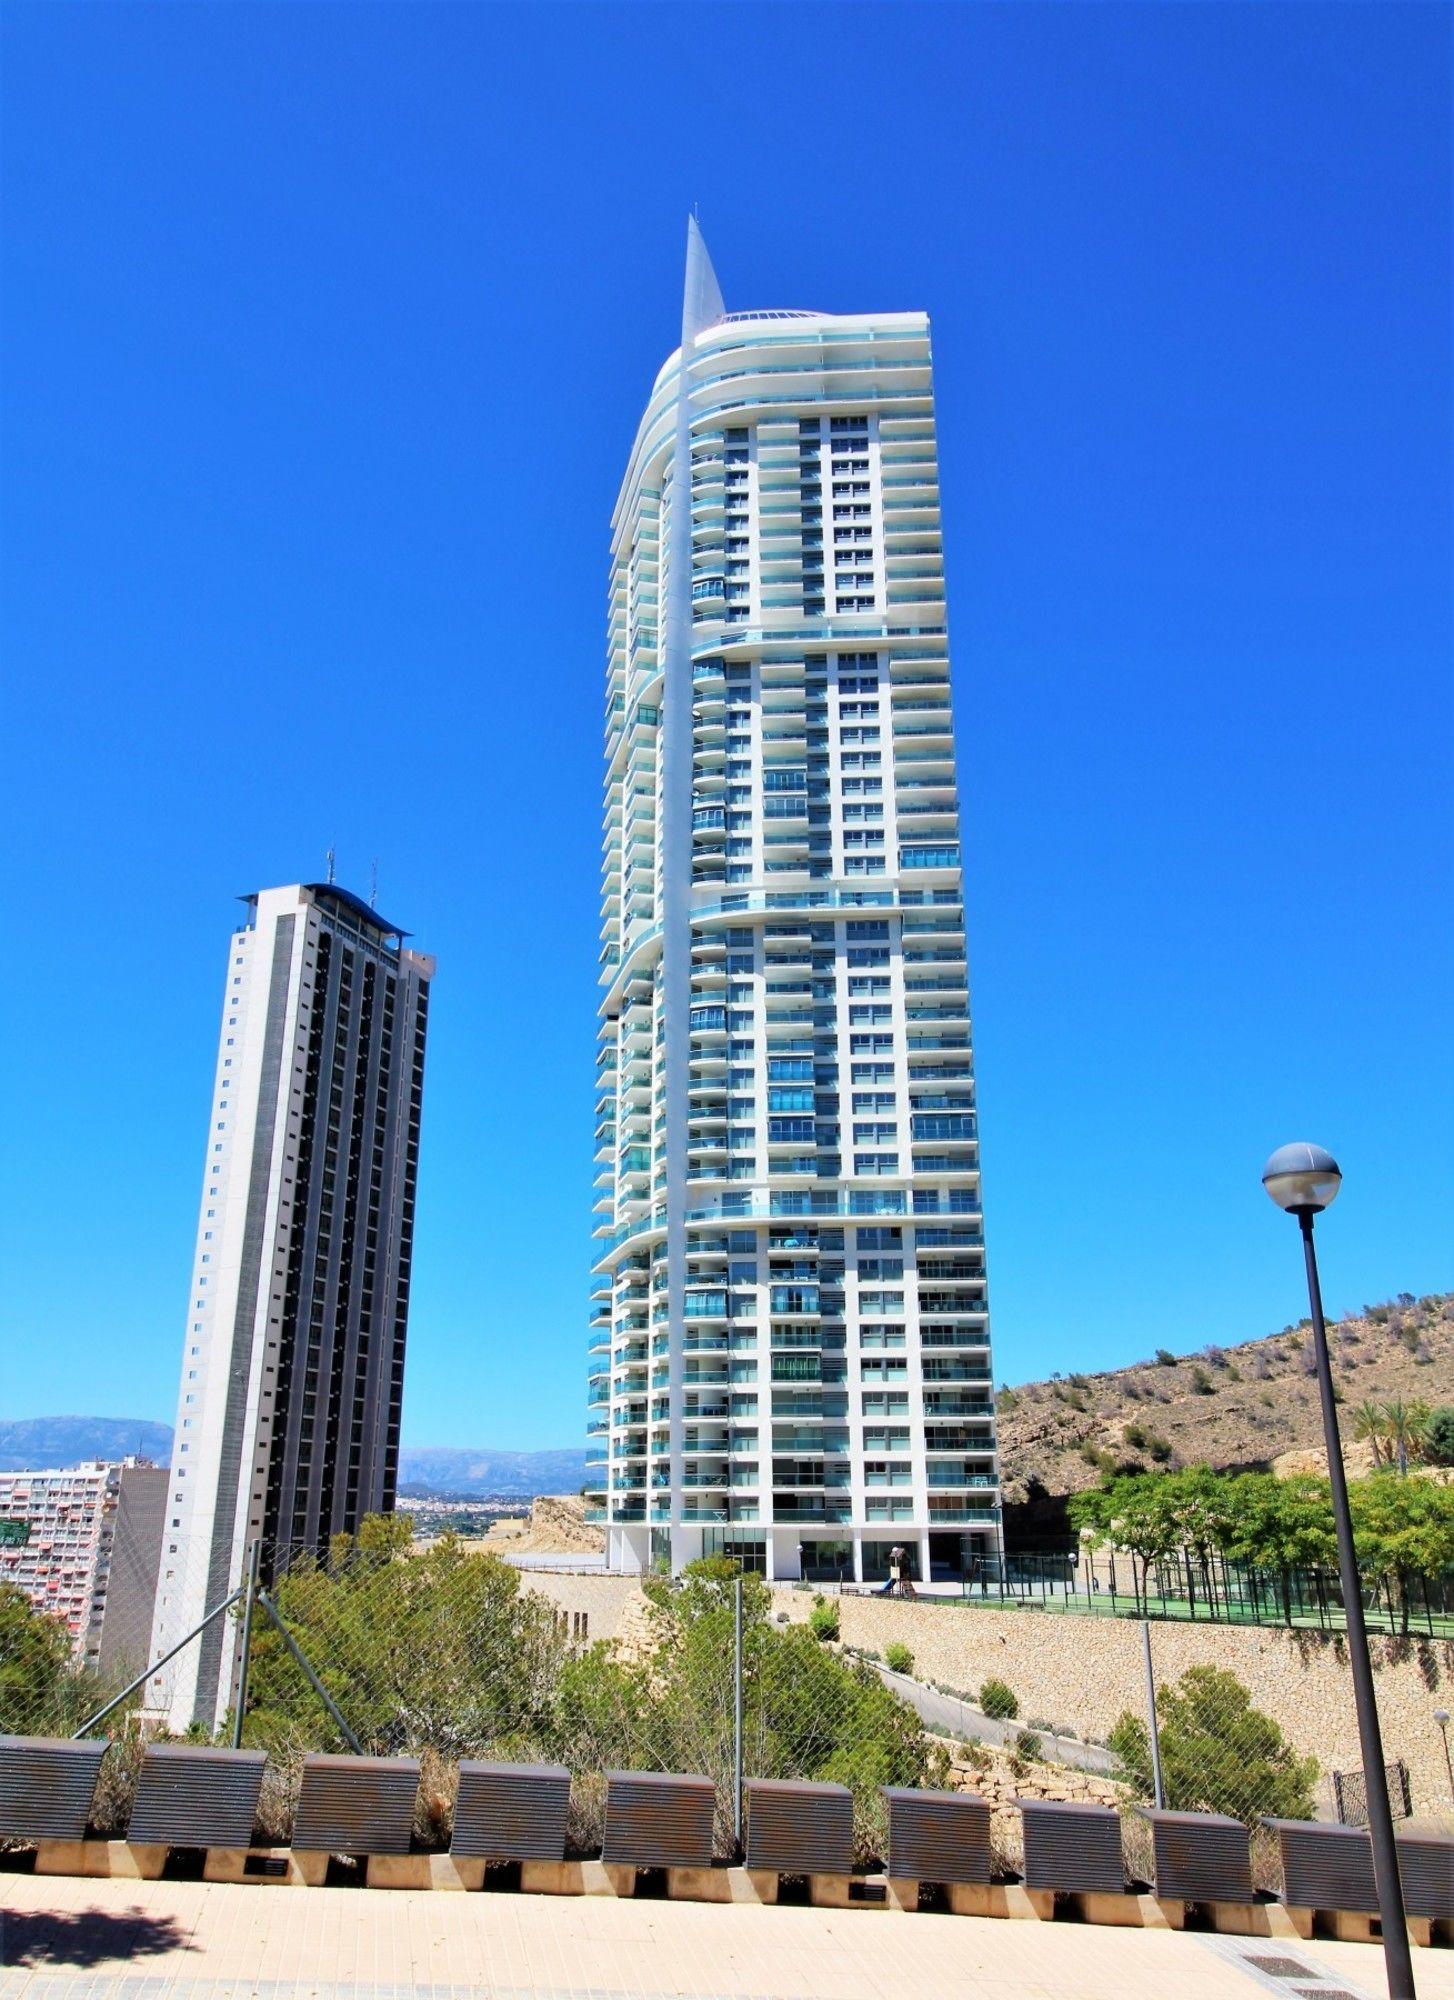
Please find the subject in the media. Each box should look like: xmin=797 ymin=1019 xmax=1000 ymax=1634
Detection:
xmin=370 ymin=859 xmax=379 ymax=909
xmin=325 ymin=842 xmax=336 ymax=886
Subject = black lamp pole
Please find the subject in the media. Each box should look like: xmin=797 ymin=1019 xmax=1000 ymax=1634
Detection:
xmin=1264 ymin=1144 xmax=1414 ymax=2000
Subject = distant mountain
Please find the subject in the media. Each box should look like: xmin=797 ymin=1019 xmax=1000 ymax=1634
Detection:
xmin=0 ymin=1416 xmax=174 ymax=1472
xmin=398 ymin=1447 xmax=587 ymax=1497
xmin=0 ymin=1420 xmax=586 ymax=1499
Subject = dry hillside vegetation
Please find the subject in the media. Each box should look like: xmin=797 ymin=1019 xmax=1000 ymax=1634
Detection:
xmin=997 ymin=1293 xmax=1453 ymax=1504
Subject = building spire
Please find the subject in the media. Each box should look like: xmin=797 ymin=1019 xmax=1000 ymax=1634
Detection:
xmin=682 ymin=213 xmax=724 ymax=344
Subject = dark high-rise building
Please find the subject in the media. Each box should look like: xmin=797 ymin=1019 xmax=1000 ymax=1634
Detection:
xmin=147 ymin=882 xmax=433 ymax=1730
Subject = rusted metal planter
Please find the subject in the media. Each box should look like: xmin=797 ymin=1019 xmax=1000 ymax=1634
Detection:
xmin=744 ymin=1778 xmax=854 ymax=1876
xmin=1139 ymin=1809 xmax=1255 ymax=1904
xmin=600 ymin=1770 xmax=715 ymax=1870
xmin=0 ymin=1734 xmax=109 ymax=1842
xmin=127 ymin=1745 xmax=266 ymax=1850
xmin=450 ymin=1761 xmax=571 ymax=1862
xmin=881 ymin=1786 xmax=992 ymax=1886
xmin=291 ymin=1753 xmax=421 ymax=1856
xmin=1018 ymin=1799 xmax=1126 ymax=1895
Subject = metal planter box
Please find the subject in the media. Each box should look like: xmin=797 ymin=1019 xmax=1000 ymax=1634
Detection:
xmin=0 ymin=1735 xmax=109 ymax=1842
xmin=128 ymin=1746 xmax=266 ymax=1850
xmin=1018 ymin=1799 xmax=1126 ymax=1895
xmin=882 ymin=1786 xmax=992 ymax=1885
xmin=451 ymin=1761 xmax=571 ymax=1862
xmin=291 ymin=1753 xmax=421 ymax=1856
xmin=1140 ymin=1809 xmax=1254 ymax=1902
xmin=1396 ymin=1831 xmax=1454 ymax=1922
xmin=1263 ymin=1818 xmax=1375 ymax=1913
xmin=745 ymin=1778 xmax=854 ymax=1875
xmin=601 ymin=1770 xmax=715 ymax=1869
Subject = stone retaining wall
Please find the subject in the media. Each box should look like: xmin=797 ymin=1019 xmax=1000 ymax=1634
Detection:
xmin=770 ymin=1587 xmax=1454 ymax=1817
xmin=514 ymin=1568 xmax=1454 ymax=1816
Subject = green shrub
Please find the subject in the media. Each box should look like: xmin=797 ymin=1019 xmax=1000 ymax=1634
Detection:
xmin=1425 ymin=1406 xmax=1454 ymax=1466
xmin=1148 ymin=1435 xmax=1173 ymax=1462
xmin=1123 ymin=1421 xmax=1149 ymax=1449
xmin=1014 ymin=1729 xmax=1043 ymax=1763
xmin=979 ymin=1676 xmax=1018 ymax=1720
xmin=808 ymin=1596 xmax=840 ymax=1642
xmin=1108 ymin=1666 xmax=1317 ymax=1825
xmin=883 ymin=1642 xmax=914 ymax=1676
xmin=1155 ymin=1348 xmax=1176 ymax=1366
xmin=1190 ymin=1365 xmax=1216 ymax=1395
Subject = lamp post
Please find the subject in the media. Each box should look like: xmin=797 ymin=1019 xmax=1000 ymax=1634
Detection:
xmin=1435 ymin=1709 xmax=1453 ymax=1805
xmin=1262 ymin=1144 xmax=1415 ymax=2000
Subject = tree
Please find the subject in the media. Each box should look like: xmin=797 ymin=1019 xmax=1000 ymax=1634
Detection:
xmin=0 ymin=1583 xmax=78 ymax=1734
xmin=1382 ymin=1399 xmax=1432 ymax=1475
xmin=1349 ymin=1472 xmax=1454 ymax=1633
xmin=1159 ymin=1467 xmax=1237 ymax=1618
xmin=1425 ymin=1406 xmax=1454 ymax=1467
xmin=1108 ymin=1666 xmax=1318 ymax=1824
xmin=1219 ymin=1474 xmax=1336 ymax=1623
xmin=554 ymin=1557 xmax=940 ymax=1861
xmin=1070 ymin=1475 xmax=1184 ymax=1611
xmin=246 ymin=1526 xmax=566 ymax=1756
xmin=1352 ymin=1400 xmax=1391 ymax=1468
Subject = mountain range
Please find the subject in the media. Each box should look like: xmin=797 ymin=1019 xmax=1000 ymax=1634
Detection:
xmin=0 ymin=1417 xmax=586 ymax=1496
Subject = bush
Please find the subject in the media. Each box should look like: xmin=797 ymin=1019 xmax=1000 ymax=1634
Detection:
xmin=808 ymin=1596 xmax=840 ymax=1642
xmin=979 ymin=1676 xmax=1019 ymax=1720
xmin=883 ymin=1642 xmax=914 ymax=1676
xmin=1425 ymin=1406 xmax=1454 ymax=1467
xmin=1108 ymin=1666 xmax=1317 ymax=1825
xmin=1123 ymin=1421 xmax=1149 ymax=1449
xmin=1189 ymin=1365 xmax=1216 ymax=1395
xmin=1148 ymin=1435 xmax=1173 ymax=1462
xmin=1014 ymin=1729 xmax=1043 ymax=1763
xmin=1155 ymin=1348 xmax=1177 ymax=1366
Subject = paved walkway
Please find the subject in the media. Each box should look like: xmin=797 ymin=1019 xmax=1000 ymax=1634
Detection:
xmin=2 ymin=1874 xmax=1449 ymax=2000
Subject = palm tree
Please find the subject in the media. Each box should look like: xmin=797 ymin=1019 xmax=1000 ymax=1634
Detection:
xmin=1352 ymin=1401 xmax=1390 ymax=1468
xmin=1383 ymin=1399 xmax=1431 ymax=1476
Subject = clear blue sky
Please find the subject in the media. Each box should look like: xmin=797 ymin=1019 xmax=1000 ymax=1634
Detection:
xmin=2 ymin=4 xmax=1449 ymax=1452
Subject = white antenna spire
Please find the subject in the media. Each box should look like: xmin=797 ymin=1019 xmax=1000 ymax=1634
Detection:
xmin=325 ymin=842 xmax=336 ymax=886
xmin=683 ymin=214 xmax=725 ymax=343
xmin=370 ymin=859 xmax=379 ymax=909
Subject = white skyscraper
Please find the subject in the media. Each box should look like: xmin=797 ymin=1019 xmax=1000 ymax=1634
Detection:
xmin=587 ymin=226 xmax=1002 ymax=1586
xmin=148 ymin=882 xmax=433 ymax=1730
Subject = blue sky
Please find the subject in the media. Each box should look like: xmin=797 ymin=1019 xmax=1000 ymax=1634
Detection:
xmin=2 ymin=4 xmax=1449 ymax=1452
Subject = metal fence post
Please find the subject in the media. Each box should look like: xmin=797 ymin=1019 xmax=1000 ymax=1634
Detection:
xmin=732 ymin=1574 xmax=744 ymax=1855
xmin=1141 ymin=1619 xmax=1166 ymax=1808
xmin=232 ymin=1538 xmax=262 ymax=1750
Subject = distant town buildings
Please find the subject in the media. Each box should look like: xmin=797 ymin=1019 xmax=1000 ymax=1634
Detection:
xmin=0 ymin=1458 xmax=167 ymax=1676
xmin=148 ymin=881 xmax=434 ymax=1731
xmin=586 ymin=226 xmax=1001 ymax=1584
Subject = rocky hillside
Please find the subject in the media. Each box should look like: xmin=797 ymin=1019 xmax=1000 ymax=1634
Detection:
xmin=480 ymin=1492 xmax=605 ymax=1557
xmin=998 ymin=1291 xmax=1453 ymax=1515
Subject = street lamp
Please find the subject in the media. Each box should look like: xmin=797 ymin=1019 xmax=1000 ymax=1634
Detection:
xmin=1262 ymin=1144 xmax=1415 ymax=2000
xmin=1435 ymin=1709 xmax=1453 ymax=1805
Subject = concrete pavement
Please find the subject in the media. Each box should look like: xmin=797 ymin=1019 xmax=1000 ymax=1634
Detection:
xmin=3 ymin=1870 xmax=1449 ymax=2000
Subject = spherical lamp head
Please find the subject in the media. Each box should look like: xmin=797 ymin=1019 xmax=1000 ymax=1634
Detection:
xmin=1262 ymin=1142 xmax=1342 ymax=1216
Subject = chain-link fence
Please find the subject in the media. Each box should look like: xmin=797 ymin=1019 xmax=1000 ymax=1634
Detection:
xmin=3 ymin=1530 xmax=1449 ymax=1878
